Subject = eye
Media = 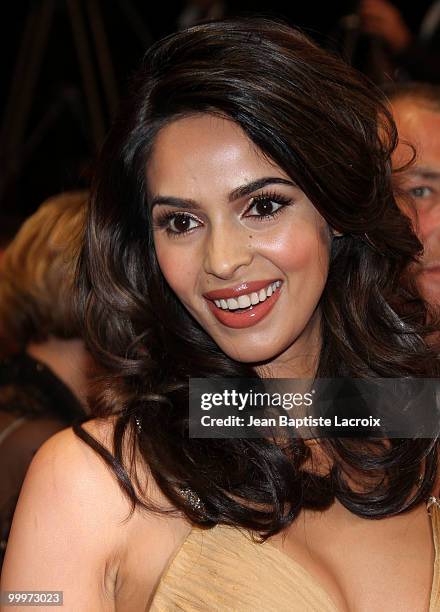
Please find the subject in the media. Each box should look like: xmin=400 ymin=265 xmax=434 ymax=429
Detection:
xmin=408 ymin=186 xmax=433 ymax=199
xmin=154 ymin=212 xmax=201 ymax=236
xmin=244 ymin=192 xmax=292 ymax=220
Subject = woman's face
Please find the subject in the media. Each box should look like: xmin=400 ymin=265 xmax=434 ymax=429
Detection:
xmin=147 ymin=114 xmax=332 ymax=373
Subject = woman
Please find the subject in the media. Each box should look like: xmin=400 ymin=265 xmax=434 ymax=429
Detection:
xmin=0 ymin=192 xmax=89 ymax=569
xmin=2 ymin=18 xmax=439 ymax=610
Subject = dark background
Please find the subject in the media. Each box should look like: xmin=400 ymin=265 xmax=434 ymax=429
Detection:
xmin=0 ymin=1 xmax=432 ymax=222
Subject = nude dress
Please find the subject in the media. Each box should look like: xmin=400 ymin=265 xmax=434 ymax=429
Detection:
xmin=150 ymin=503 xmax=440 ymax=611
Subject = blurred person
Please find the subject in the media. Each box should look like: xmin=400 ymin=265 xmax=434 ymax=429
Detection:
xmin=386 ymin=82 xmax=440 ymax=305
xmin=0 ymin=192 xmax=90 ymax=568
xmin=360 ymin=0 xmax=440 ymax=82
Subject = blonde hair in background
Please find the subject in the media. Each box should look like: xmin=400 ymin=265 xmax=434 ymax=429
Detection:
xmin=0 ymin=191 xmax=88 ymax=352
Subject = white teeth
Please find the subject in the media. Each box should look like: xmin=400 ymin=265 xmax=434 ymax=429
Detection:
xmin=250 ymin=292 xmax=259 ymax=305
xmin=226 ymin=297 xmax=239 ymax=310
xmin=238 ymin=294 xmax=251 ymax=308
xmin=212 ymin=281 xmax=282 ymax=311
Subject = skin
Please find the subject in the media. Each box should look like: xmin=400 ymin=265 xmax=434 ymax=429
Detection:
xmin=148 ymin=113 xmax=332 ymax=377
xmin=391 ymin=98 xmax=440 ymax=305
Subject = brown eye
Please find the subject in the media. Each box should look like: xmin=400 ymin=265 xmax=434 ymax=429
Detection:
xmin=245 ymin=194 xmax=291 ymax=219
xmin=252 ymin=198 xmax=280 ymax=216
xmin=168 ymin=214 xmax=199 ymax=234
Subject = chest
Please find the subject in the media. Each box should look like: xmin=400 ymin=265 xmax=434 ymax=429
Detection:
xmin=114 ymin=506 xmax=437 ymax=612
xmin=267 ymin=507 xmax=436 ymax=611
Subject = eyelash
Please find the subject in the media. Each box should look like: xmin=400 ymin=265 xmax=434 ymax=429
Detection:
xmin=249 ymin=191 xmax=292 ymax=219
xmin=153 ymin=191 xmax=293 ymax=238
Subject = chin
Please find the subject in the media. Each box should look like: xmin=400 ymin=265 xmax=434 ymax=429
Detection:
xmin=219 ymin=340 xmax=289 ymax=366
xmin=226 ymin=351 xmax=270 ymax=364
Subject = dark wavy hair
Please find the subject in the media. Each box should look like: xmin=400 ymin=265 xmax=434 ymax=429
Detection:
xmin=74 ymin=18 xmax=439 ymax=539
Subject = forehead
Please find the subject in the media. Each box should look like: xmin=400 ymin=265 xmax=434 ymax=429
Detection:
xmin=146 ymin=114 xmax=289 ymax=194
xmin=392 ymin=99 xmax=440 ymax=168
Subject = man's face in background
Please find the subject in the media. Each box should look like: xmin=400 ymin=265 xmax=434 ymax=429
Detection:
xmin=392 ymin=97 xmax=440 ymax=305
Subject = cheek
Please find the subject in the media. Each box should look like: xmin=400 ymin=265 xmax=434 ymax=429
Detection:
xmin=263 ymin=220 xmax=330 ymax=278
xmin=154 ymin=238 xmax=197 ymax=300
xmin=402 ymin=204 xmax=438 ymax=243
xmin=417 ymin=210 xmax=432 ymax=241
xmin=416 ymin=204 xmax=440 ymax=243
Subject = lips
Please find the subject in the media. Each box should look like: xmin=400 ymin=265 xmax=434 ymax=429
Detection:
xmin=204 ymin=280 xmax=283 ymax=329
xmin=203 ymin=279 xmax=281 ymax=301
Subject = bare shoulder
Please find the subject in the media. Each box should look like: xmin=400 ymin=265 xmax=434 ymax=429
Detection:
xmin=78 ymin=417 xmax=193 ymax=609
xmin=1 ymin=417 xmax=191 ymax=611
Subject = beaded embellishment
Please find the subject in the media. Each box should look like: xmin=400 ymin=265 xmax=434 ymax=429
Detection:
xmin=179 ymin=486 xmax=206 ymax=512
xmin=426 ymin=495 xmax=440 ymax=515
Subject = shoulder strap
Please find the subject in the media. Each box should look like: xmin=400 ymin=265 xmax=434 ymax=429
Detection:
xmin=428 ymin=501 xmax=440 ymax=610
xmin=0 ymin=416 xmax=27 ymax=447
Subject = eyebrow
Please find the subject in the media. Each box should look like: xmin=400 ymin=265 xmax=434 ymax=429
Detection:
xmin=149 ymin=177 xmax=296 ymax=209
xmin=405 ymin=166 xmax=440 ymax=181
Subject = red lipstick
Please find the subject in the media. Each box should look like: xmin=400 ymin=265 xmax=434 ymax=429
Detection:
xmin=204 ymin=280 xmax=283 ymax=329
xmin=203 ymin=279 xmax=280 ymax=301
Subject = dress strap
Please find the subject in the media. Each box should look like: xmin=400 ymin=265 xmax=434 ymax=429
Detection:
xmin=0 ymin=416 xmax=27 ymax=448
xmin=427 ymin=497 xmax=440 ymax=611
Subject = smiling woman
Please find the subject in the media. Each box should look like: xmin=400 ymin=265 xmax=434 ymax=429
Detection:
xmin=2 ymin=17 xmax=440 ymax=612
xmin=148 ymin=114 xmax=331 ymax=364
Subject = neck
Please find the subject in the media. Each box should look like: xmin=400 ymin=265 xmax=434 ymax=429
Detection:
xmin=26 ymin=337 xmax=91 ymax=411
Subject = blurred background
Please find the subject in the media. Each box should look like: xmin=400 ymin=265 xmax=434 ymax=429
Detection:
xmin=1 ymin=0 xmax=439 ymax=227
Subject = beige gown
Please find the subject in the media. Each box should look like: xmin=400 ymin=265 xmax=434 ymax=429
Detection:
xmin=150 ymin=503 xmax=440 ymax=611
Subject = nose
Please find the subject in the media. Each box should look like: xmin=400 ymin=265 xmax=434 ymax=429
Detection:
xmin=203 ymin=222 xmax=253 ymax=280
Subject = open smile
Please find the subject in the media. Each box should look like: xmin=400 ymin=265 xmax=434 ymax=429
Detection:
xmin=204 ymin=280 xmax=283 ymax=329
